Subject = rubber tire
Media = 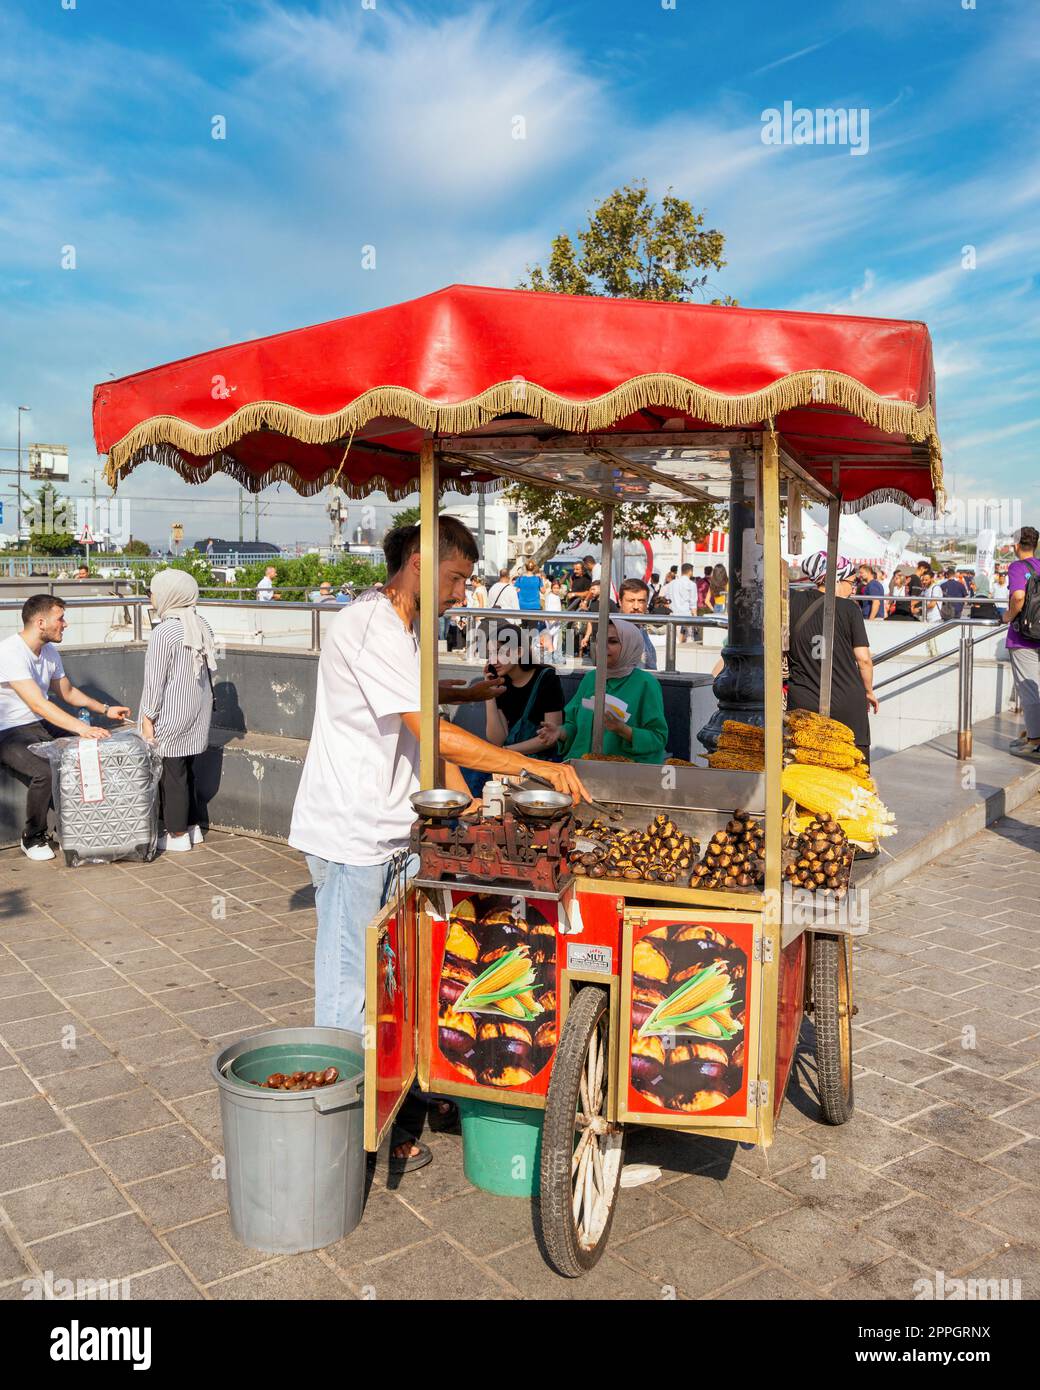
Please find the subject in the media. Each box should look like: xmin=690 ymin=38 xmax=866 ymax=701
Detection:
xmin=539 ymin=985 xmax=623 ymax=1277
xmin=813 ymin=933 xmax=854 ymax=1125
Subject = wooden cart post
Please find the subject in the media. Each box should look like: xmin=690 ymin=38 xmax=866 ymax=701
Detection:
xmin=756 ymin=431 xmax=784 ymax=1146
xmin=819 ymin=462 xmax=841 ymax=719
xmin=419 ymin=440 xmax=440 ymax=789
xmin=591 ymin=504 xmax=615 ymax=756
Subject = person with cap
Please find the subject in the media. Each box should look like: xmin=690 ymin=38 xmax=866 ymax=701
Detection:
xmin=787 ymin=552 xmax=878 ymax=767
xmin=140 ymin=570 xmax=218 ymax=852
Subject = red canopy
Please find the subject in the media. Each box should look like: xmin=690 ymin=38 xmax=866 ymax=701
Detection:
xmin=94 ymin=284 xmax=942 ymax=509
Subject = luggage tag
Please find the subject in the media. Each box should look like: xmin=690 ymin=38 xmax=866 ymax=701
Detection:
xmin=77 ymin=740 xmax=104 ymax=804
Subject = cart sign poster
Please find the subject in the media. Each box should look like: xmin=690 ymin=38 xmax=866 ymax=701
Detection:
xmin=626 ymin=918 xmax=754 ymax=1119
xmin=431 ymin=892 xmax=559 ymax=1097
xmin=367 ymin=898 xmax=417 ymax=1149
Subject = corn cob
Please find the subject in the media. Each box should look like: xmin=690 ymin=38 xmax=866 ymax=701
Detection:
xmin=791 ymin=812 xmax=894 ymax=843
xmin=708 ymin=749 xmax=764 ymax=771
xmin=722 ymin=719 xmax=764 ymax=743
xmin=787 ymin=728 xmax=865 ymax=759
xmin=782 ymin=763 xmax=875 ymax=818
xmin=784 ymin=710 xmax=855 ymax=744
xmin=718 ymin=731 xmax=769 ymax=753
xmin=788 ymin=745 xmax=864 ymax=771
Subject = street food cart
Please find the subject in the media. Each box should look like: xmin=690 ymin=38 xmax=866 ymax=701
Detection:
xmin=94 ymin=284 xmax=943 ymax=1275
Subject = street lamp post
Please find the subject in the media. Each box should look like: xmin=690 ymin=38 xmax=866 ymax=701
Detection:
xmin=16 ymin=406 xmax=30 ymax=545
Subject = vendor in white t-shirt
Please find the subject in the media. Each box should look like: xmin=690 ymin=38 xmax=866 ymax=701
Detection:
xmin=289 ymin=516 xmax=588 ymax=1173
xmin=0 ymin=595 xmax=131 ymax=860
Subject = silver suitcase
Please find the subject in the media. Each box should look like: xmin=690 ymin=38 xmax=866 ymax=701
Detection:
xmin=56 ymin=734 xmax=159 ymax=867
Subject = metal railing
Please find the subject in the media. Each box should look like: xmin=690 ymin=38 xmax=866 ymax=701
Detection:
xmin=872 ymin=616 xmax=1008 ymax=759
xmin=444 ymin=605 xmax=729 ymax=674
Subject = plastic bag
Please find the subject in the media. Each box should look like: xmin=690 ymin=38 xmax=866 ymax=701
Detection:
xmin=29 ymin=728 xmax=163 ymax=867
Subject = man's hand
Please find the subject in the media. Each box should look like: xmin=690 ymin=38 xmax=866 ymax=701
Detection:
xmin=438 ymin=676 xmax=506 ymax=704
xmin=79 ymin=726 xmax=110 ymax=741
xmin=141 ymin=716 xmax=155 ymax=743
xmin=106 ymin=705 xmax=132 ymax=721
xmin=520 ymin=757 xmax=591 ymax=804
xmin=865 ymin=689 xmax=879 ymax=715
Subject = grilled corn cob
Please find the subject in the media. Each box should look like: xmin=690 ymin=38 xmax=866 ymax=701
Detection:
xmin=708 ymin=749 xmax=765 ymax=771
xmin=786 ymin=728 xmax=865 ymax=760
xmin=788 ymin=745 xmax=863 ymax=771
xmin=784 ymin=710 xmax=856 ymax=744
xmin=722 ymin=720 xmax=764 ymax=743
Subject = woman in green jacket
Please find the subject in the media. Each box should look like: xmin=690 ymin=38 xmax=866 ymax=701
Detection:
xmin=542 ymin=619 xmax=669 ymax=764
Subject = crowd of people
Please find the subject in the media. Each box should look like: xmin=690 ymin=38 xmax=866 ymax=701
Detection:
xmin=853 ymin=560 xmax=1010 ymax=623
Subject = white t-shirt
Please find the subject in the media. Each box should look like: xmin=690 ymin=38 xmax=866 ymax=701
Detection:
xmin=668 ymin=576 xmax=698 ymax=615
xmin=487 ymin=581 xmax=520 ymax=610
xmin=925 ymin=582 xmax=945 ymax=623
xmin=289 ymin=591 xmax=421 ymax=865
xmin=256 ymin=575 xmax=274 ymax=601
xmin=992 ymin=581 xmax=1009 ymax=609
xmin=0 ymin=635 xmax=65 ymax=733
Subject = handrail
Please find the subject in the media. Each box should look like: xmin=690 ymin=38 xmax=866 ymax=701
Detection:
xmin=872 ymin=617 xmax=1001 ymax=666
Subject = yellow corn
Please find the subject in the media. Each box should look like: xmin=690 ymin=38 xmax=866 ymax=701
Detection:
xmin=784 ymin=710 xmax=856 ymax=744
xmin=708 ymin=749 xmax=764 ymax=771
xmin=722 ymin=720 xmax=764 ymax=743
xmin=787 ymin=729 xmax=864 ymax=759
xmin=718 ymin=731 xmax=769 ymax=753
xmin=788 ymin=746 xmax=863 ymax=771
xmin=782 ymin=763 xmax=873 ymax=819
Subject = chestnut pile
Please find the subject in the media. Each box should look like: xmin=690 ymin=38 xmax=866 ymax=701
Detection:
xmin=253 ymin=1067 xmax=339 ymax=1091
xmin=690 ymin=811 xmax=764 ymax=891
xmin=572 ymin=814 xmax=699 ymax=884
xmin=782 ymin=815 xmax=853 ymax=897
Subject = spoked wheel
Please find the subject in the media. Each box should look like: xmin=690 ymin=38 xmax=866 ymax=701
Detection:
xmin=811 ymin=933 xmax=855 ymax=1124
xmin=539 ymin=985 xmax=624 ymax=1277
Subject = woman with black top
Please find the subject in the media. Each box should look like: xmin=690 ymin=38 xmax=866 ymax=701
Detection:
xmin=483 ymin=623 xmax=565 ymax=758
xmin=787 ymin=553 xmax=878 ymax=766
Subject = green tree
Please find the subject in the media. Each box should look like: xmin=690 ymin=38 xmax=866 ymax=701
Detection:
xmin=514 ymin=181 xmax=734 ymax=562
xmin=390 ymin=505 xmax=421 ymax=529
xmin=19 ymin=482 xmax=78 ymax=555
xmin=121 ymin=538 xmax=151 ymax=557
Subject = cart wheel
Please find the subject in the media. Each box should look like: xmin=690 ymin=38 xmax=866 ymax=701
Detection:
xmin=812 ymin=933 xmax=854 ymax=1124
xmin=539 ymin=985 xmax=624 ymax=1277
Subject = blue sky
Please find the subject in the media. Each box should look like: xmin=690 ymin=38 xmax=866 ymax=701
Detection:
xmin=1 ymin=0 xmax=1037 ymax=545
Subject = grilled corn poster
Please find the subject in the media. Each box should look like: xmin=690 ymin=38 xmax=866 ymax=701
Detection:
xmin=436 ymin=895 xmax=558 ymax=1090
xmin=629 ymin=920 xmax=752 ymax=1117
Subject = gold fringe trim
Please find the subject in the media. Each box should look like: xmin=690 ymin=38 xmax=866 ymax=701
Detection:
xmin=101 ymin=368 xmax=943 ymax=502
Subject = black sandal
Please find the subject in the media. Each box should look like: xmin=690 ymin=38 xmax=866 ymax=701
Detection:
xmin=426 ymin=1099 xmax=460 ymax=1133
xmin=387 ymin=1138 xmax=433 ymax=1174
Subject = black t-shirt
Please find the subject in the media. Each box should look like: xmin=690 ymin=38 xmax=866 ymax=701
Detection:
xmin=569 ymin=574 xmax=592 ymax=595
xmin=496 ymin=666 xmax=565 ymax=735
xmin=786 ymin=589 xmax=871 ymax=746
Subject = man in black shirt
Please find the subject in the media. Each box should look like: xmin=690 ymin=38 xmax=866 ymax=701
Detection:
xmin=787 ymin=553 xmax=879 ymax=764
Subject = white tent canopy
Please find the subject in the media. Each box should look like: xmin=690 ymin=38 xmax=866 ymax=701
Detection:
xmin=783 ymin=510 xmax=926 ymax=575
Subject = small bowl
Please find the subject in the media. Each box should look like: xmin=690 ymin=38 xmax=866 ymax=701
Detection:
xmin=507 ymin=788 xmax=573 ymax=820
xmin=410 ymin=789 xmax=471 ymax=820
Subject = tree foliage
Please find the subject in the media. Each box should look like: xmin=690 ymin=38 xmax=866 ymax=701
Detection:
xmin=520 ymin=181 xmax=737 ymax=305
xmin=233 ymin=553 xmax=387 ymax=602
xmin=513 ymin=181 xmax=735 ymax=558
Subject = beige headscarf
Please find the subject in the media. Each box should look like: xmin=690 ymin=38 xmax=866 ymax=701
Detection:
xmin=606 ymin=618 xmax=646 ymax=682
xmin=150 ymin=570 xmax=217 ymax=675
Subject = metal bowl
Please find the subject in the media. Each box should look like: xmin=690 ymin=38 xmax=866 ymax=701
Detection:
xmin=410 ymin=789 xmax=471 ymax=820
xmin=507 ymin=788 xmax=573 ymax=821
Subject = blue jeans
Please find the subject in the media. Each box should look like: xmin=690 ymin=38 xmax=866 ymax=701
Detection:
xmin=306 ymin=853 xmax=417 ymax=1036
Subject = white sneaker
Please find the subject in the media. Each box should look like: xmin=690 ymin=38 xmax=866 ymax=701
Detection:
xmin=163 ymin=833 xmax=192 ymax=853
xmin=189 ymin=824 xmax=205 ymax=845
xmin=20 ymin=839 xmax=55 ymax=862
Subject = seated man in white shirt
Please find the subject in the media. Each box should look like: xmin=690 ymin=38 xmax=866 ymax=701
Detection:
xmin=289 ymin=517 xmax=587 ymax=1173
xmin=0 ymin=595 xmax=131 ymax=860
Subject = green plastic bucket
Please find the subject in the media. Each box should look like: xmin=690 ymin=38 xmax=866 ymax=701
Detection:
xmin=228 ymin=1041 xmax=361 ymax=1089
xmin=458 ymin=1099 xmax=542 ymax=1198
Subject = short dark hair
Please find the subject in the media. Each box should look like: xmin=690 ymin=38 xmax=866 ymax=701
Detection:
xmin=582 ymin=555 xmax=595 ymax=565
xmin=651 ymin=571 xmax=660 ymax=583
xmin=704 ymin=565 xmax=713 ymax=576
xmin=619 ymin=578 xmax=649 ymax=598
xmin=1016 ymin=525 xmax=1039 ymax=551
xmin=383 ymin=516 xmax=480 ymax=576
xmin=681 ymin=563 xmax=693 ymax=576
xmin=22 ymin=594 xmax=65 ymax=627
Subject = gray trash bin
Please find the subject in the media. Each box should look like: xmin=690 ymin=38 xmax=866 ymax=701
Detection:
xmin=213 ymin=1027 xmax=365 ymax=1255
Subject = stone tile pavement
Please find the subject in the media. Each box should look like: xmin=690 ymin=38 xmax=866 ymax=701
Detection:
xmin=1 ymin=803 xmax=1039 ymax=1301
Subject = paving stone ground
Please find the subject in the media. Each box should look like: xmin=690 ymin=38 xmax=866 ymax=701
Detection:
xmin=1 ymin=803 xmax=1038 ymax=1301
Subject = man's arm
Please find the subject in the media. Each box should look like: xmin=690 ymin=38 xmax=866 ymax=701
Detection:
xmin=7 ymin=679 xmax=109 ymax=738
xmin=853 ymin=646 xmax=878 ymax=714
xmin=53 ymin=675 xmax=130 ymax=721
xmin=1007 ymin=589 xmax=1025 ymax=626
xmin=401 ymin=712 xmax=589 ymax=802
xmin=439 ymin=675 xmax=507 ymax=704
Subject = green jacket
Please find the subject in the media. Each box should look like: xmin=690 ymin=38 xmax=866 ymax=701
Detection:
xmin=561 ymin=669 xmax=668 ymax=764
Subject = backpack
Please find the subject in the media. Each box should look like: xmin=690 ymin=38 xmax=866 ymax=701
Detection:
xmin=1013 ymin=559 xmax=1040 ymax=642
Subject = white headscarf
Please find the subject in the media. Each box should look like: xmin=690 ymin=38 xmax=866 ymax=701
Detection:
xmin=150 ymin=569 xmax=217 ymax=675
xmin=606 ymin=618 xmax=646 ymax=682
